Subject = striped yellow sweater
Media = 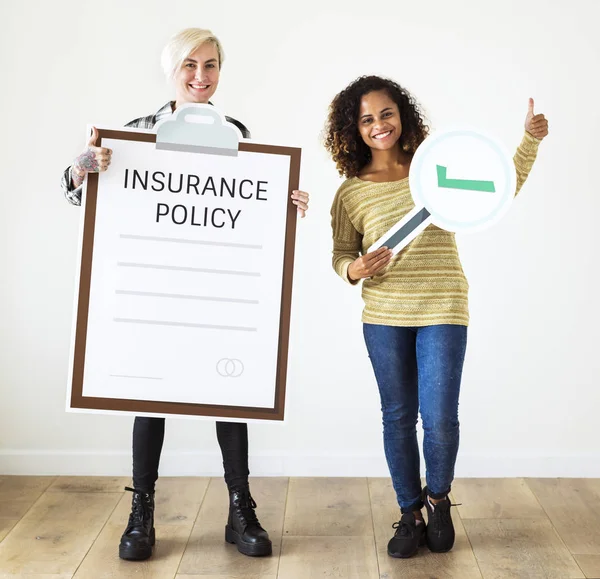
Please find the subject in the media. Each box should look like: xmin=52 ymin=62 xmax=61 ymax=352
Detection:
xmin=331 ymin=132 xmax=541 ymax=327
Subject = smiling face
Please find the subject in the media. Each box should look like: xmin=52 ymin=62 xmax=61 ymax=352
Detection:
xmin=357 ymin=90 xmax=402 ymax=152
xmin=174 ymin=42 xmax=220 ymax=107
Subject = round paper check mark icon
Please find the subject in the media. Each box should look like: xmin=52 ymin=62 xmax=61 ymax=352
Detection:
xmin=368 ymin=128 xmax=517 ymax=255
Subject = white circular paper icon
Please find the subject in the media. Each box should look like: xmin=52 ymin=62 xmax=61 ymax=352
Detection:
xmin=368 ymin=128 xmax=517 ymax=255
xmin=410 ymin=128 xmax=516 ymax=232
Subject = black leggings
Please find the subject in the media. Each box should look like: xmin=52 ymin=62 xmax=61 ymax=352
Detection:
xmin=132 ymin=417 xmax=249 ymax=492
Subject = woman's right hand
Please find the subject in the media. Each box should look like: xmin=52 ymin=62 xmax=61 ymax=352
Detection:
xmin=71 ymin=127 xmax=112 ymax=187
xmin=348 ymin=246 xmax=394 ymax=281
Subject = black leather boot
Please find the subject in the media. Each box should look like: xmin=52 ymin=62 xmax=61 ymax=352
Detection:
xmin=119 ymin=487 xmax=156 ymax=561
xmin=225 ymin=487 xmax=272 ymax=557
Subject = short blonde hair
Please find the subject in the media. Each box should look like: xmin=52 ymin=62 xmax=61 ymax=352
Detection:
xmin=161 ymin=28 xmax=225 ymax=80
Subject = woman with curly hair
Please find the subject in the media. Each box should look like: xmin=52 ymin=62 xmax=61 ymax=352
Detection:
xmin=326 ymin=75 xmax=548 ymax=558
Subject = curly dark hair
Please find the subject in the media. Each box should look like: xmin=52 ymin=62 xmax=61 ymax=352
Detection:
xmin=324 ymin=75 xmax=429 ymax=178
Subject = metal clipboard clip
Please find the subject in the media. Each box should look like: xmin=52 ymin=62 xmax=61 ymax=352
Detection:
xmin=154 ymin=103 xmax=241 ymax=157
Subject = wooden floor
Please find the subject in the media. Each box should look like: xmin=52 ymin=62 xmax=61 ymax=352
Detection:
xmin=0 ymin=476 xmax=599 ymax=578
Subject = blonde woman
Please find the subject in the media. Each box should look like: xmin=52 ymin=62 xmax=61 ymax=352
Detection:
xmin=61 ymin=28 xmax=309 ymax=561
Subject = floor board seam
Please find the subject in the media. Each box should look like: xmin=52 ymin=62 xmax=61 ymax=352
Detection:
xmin=276 ymin=476 xmax=291 ymax=577
xmin=524 ymin=478 xmax=588 ymax=578
xmin=71 ymin=489 xmax=127 ymax=577
xmin=174 ymin=476 xmax=213 ymax=578
xmin=367 ymin=477 xmax=383 ymax=579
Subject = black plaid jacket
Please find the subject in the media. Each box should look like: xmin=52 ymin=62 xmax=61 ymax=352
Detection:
xmin=61 ymin=101 xmax=250 ymax=206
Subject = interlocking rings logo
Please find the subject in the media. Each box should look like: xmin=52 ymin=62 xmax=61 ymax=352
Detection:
xmin=216 ymin=358 xmax=244 ymax=378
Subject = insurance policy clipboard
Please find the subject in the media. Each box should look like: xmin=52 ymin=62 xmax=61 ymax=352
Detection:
xmin=68 ymin=104 xmax=301 ymax=421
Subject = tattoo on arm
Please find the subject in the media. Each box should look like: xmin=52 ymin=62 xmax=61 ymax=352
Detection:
xmin=74 ymin=149 xmax=99 ymax=173
xmin=71 ymin=167 xmax=84 ymax=188
xmin=71 ymin=149 xmax=98 ymax=188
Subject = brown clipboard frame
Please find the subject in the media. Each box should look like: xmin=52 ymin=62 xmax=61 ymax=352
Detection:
xmin=69 ymin=128 xmax=301 ymax=421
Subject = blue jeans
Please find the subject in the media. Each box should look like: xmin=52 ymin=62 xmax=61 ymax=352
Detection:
xmin=363 ymin=324 xmax=467 ymax=513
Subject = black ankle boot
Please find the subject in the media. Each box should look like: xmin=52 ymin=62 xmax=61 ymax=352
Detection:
xmin=225 ymin=487 xmax=272 ymax=557
xmin=119 ymin=487 xmax=156 ymax=561
xmin=423 ymin=486 xmax=456 ymax=553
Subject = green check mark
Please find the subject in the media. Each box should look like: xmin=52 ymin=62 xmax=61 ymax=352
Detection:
xmin=436 ymin=165 xmax=495 ymax=193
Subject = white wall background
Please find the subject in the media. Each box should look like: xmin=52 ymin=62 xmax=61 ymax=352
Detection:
xmin=1 ymin=0 xmax=599 ymax=478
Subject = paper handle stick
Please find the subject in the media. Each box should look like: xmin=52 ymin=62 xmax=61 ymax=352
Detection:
xmin=367 ymin=206 xmax=432 ymax=256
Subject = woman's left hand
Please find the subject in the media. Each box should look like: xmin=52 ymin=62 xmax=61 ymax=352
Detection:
xmin=525 ymin=98 xmax=549 ymax=140
xmin=291 ymin=190 xmax=310 ymax=218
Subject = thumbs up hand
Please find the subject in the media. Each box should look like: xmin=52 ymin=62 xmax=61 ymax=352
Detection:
xmin=525 ymin=98 xmax=549 ymax=140
xmin=71 ymin=126 xmax=113 ymax=187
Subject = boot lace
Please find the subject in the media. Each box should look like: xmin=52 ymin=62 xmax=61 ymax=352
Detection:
xmin=234 ymin=491 xmax=261 ymax=528
xmin=124 ymin=486 xmax=152 ymax=528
